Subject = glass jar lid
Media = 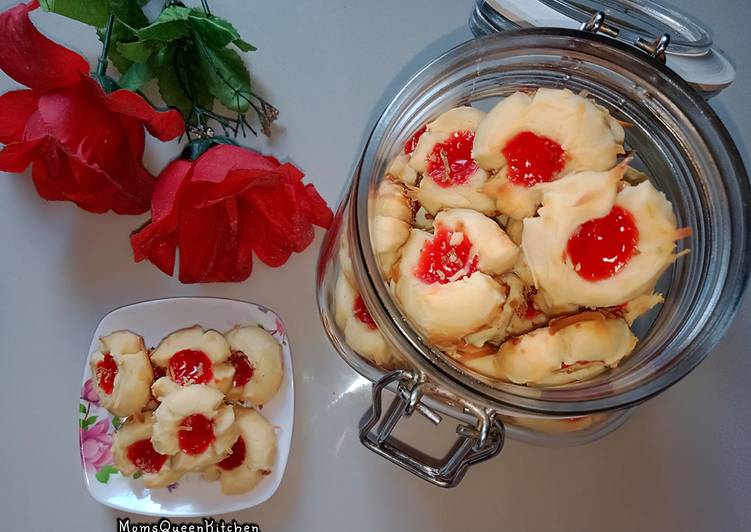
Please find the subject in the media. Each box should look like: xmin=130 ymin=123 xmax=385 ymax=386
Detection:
xmin=472 ymin=0 xmax=736 ymax=95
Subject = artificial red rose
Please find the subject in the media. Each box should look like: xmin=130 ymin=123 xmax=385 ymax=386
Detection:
xmin=131 ymin=143 xmax=333 ymax=283
xmin=0 ymin=1 xmax=184 ymax=214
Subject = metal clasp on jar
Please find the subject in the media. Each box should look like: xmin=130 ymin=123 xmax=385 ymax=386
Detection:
xmin=581 ymin=11 xmax=670 ymax=63
xmin=359 ymin=369 xmax=505 ymax=487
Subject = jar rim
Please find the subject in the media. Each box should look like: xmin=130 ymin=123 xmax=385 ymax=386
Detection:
xmin=350 ymin=28 xmax=751 ymax=415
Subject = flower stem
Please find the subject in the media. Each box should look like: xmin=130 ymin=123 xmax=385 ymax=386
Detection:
xmin=96 ymin=13 xmax=115 ymax=77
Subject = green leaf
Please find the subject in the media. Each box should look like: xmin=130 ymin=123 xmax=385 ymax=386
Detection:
xmin=40 ymin=0 xmax=110 ymax=27
xmin=95 ymin=465 xmax=119 ymax=484
xmin=197 ymin=41 xmax=252 ymax=113
xmin=189 ymin=13 xmax=255 ymax=52
xmin=111 ymin=416 xmax=123 ymax=430
xmin=109 ymin=0 xmax=149 ymax=29
xmin=81 ymin=416 xmax=98 ymax=430
xmin=132 ymin=471 xmax=143 ymax=479
xmin=153 ymin=47 xmax=192 ymax=117
xmin=79 ymin=403 xmax=87 ymax=414
xmin=233 ymin=39 xmax=257 ymax=53
xmin=101 ymin=19 xmax=138 ymax=74
xmin=117 ymin=40 xmax=155 ymax=63
xmin=136 ymin=6 xmax=192 ymax=42
xmin=119 ymin=60 xmax=155 ymax=91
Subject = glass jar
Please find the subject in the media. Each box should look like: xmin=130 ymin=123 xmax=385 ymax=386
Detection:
xmin=316 ymin=25 xmax=750 ymax=486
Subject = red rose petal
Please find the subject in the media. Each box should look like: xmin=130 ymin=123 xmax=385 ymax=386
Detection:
xmin=234 ymin=207 xmax=256 ymax=279
xmin=177 ymin=204 xmax=223 ymax=283
xmin=245 ymin=202 xmax=293 ymax=267
xmin=117 ymin=114 xmax=147 ymax=164
xmin=105 ymin=90 xmax=184 ymax=141
xmin=137 ymin=231 xmax=177 ymax=276
xmin=131 ymin=159 xmax=193 ymax=269
xmin=0 ymin=139 xmax=40 ymax=172
xmin=276 ymin=162 xmax=333 ymax=229
xmin=191 ymin=145 xmax=276 ymax=184
xmin=35 ymin=81 xmax=122 ymax=170
xmin=300 ymin=183 xmax=334 ymax=228
xmin=30 ymin=153 xmax=65 ymax=201
xmin=200 ymin=198 xmax=247 ymax=282
xmin=264 ymin=155 xmax=282 ymax=167
xmin=0 ymin=1 xmax=89 ymax=91
xmin=151 ymin=159 xmax=194 ymax=222
xmin=245 ymin=175 xmax=314 ymax=252
xmin=29 ymin=135 xmax=151 ymax=213
xmin=0 ymin=89 xmax=39 ymax=143
xmin=276 ymin=161 xmax=304 ymax=182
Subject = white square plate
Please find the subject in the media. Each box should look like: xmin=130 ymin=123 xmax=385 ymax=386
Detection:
xmin=79 ymin=297 xmax=294 ymax=517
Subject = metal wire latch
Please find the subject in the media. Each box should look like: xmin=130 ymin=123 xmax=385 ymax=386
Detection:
xmin=359 ymin=370 xmax=505 ymax=488
xmin=581 ymin=11 xmax=670 ymax=63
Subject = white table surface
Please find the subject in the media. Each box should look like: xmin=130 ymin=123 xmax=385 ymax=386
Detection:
xmin=1 ymin=1 xmax=750 ymax=530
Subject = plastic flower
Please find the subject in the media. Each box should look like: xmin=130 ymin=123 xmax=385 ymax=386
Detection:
xmin=80 ymin=419 xmax=113 ymax=473
xmin=131 ymin=143 xmax=333 ymax=283
xmin=0 ymin=1 xmax=184 ymax=214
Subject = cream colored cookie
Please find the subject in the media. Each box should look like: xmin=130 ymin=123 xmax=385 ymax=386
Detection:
xmin=433 ymin=209 xmax=518 ymax=275
xmin=152 ymin=385 xmax=239 ymax=472
xmin=334 ymin=272 xmax=398 ymax=368
xmin=203 ymin=407 xmax=277 ymax=495
xmin=90 ymin=331 xmax=153 ymax=417
xmin=112 ymin=412 xmax=183 ymax=488
xmin=463 ymin=312 xmax=637 ymax=386
xmin=372 ymin=179 xmax=413 ymax=276
xmin=338 ymin=232 xmax=356 ymax=287
xmin=386 ymin=153 xmax=418 ymax=186
xmin=151 ymin=326 xmax=235 ymax=399
xmin=475 ymin=89 xmax=625 ymax=219
xmin=395 ymin=228 xmax=507 ymax=347
xmin=408 ymin=106 xmax=495 ymax=215
xmin=224 ymin=326 xmax=283 ymax=406
xmin=473 ymin=88 xmax=624 ymax=173
xmin=522 ymin=166 xmax=681 ymax=308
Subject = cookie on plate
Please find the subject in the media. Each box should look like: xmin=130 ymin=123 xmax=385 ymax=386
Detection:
xmin=90 ymin=331 xmax=153 ymax=417
xmin=151 ymin=384 xmax=239 ymax=472
xmin=112 ymin=412 xmax=183 ymax=488
xmin=151 ymin=325 xmax=235 ymax=400
xmin=203 ymin=407 xmax=277 ymax=495
xmin=225 ymin=326 xmax=283 ymax=406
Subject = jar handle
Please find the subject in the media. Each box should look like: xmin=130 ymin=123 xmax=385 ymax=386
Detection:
xmin=359 ymin=369 xmax=505 ymax=488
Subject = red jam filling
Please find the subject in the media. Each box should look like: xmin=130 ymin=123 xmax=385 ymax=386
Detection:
xmin=404 ymin=125 xmax=427 ymax=156
xmin=566 ymin=206 xmax=639 ymax=281
xmin=152 ymin=365 xmax=166 ymax=380
xmin=230 ymin=351 xmax=254 ymax=388
xmin=217 ymin=436 xmax=246 ymax=471
xmin=96 ymin=353 xmax=117 ymax=395
xmin=178 ymin=414 xmax=215 ymax=455
xmin=414 ymin=228 xmax=478 ymax=284
xmin=127 ymin=438 xmax=168 ymax=474
xmin=169 ymin=349 xmax=213 ymax=386
xmin=426 ymin=130 xmax=478 ymax=187
xmin=353 ymin=295 xmax=377 ymax=330
xmin=503 ymin=131 xmax=566 ymax=187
